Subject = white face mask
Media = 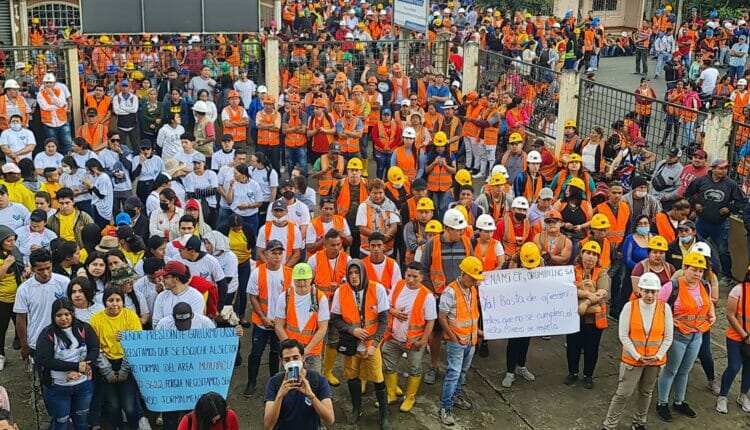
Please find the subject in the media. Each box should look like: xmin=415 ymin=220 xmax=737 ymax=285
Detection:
xmin=392 ymin=183 xmax=403 ymax=189
xmin=274 ymin=215 xmax=287 ymax=223
xmin=62 ymin=166 xmax=71 ymax=175
xmin=10 ymin=123 xmax=21 ymax=132
xmin=634 ymin=190 xmax=647 ymax=199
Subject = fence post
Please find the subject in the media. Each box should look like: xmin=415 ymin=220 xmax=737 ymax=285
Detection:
xmin=434 ymin=34 xmax=450 ymax=77
xmin=556 ymin=70 xmax=579 ymax=156
xmin=265 ymin=37 xmax=281 ymax=98
xmin=703 ymin=109 xmax=734 ymax=162
xmin=461 ymin=42 xmax=479 ymax=94
xmin=64 ymin=45 xmax=82 ymax=131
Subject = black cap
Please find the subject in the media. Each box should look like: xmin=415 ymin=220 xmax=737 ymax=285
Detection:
xmin=280 ymin=178 xmax=295 ymax=188
xmin=142 ymin=257 xmax=165 ymax=275
xmin=124 ymin=196 xmax=144 ymax=210
xmin=172 ymin=302 xmax=193 ymax=330
xmin=271 ymin=199 xmax=287 ymax=211
xmin=116 ymin=225 xmax=135 ymax=239
xmin=185 ymin=235 xmax=202 ymax=251
xmin=86 ymin=108 xmax=98 ymax=117
xmin=222 ymin=133 xmax=233 ymax=141
xmin=0 ymin=184 xmax=8 ymax=195
xmin=43 ymin=167 xmax=57 ymax=174
xmin=30 ymin=209 xmax=48 ymax=222
xmin=412 ymin=178 xmax=427 ymax=191
xmin=265 ymin=239 xmax=285 ymax=251
xmin=631 ymin=175 xmax=648 ymax=189
xmin=139 ymin=140 xmax=153 ymax=149
xmin=668 ymin=147 xmax=682 ymax=157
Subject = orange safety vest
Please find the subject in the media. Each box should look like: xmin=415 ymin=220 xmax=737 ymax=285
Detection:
xmin=263 ymin=221 xmax=297 ymax=258
xmin=285 ymin=287 xmax=325 ymax=355
xmin=427 ymin=160 xmax=451 ymax=192
xmin=310 ymin=215 xmax=346 ymax=240
xmin=501 ymin=151 xmax=527 ymax=173
xmin=582 ymin=237 xmax=612 ymax=270
xmin=362 ymin=255 xmax=397 ymax=291
xmin=404 ymin=220 xmax=426 ymax=265
xmin=339 ymin=280 xmax=381 ymax=348
xmin=482 ymin=108 xmax=501 ymax=147
xmin=538 ymin=231 xmax=566 ymax=257
xmin=392 ymin=76 xmax=409 ymax=101
xmin=501 ymin=215 xmax=531 ymax=256
xmin=40 ymin=88 xmax=68 ymax=126
xmin=224 ymin=106 xmax=248 ymax=142
xmin=385 ymin=280 xmax=431 ymax=348
xmin=726 ymin=283 xmax=750 ymax=342
xmin=365 ymin=92 xmax=380 ymax=127
xmin=635 ymin=87 xmax=656 ymax=116
xmin=462 ymin=104 xmax=483 ymax=138
xmin=393 ymin=146 xmax=419 ymax=181
xmin=285 ymin=111 xmax=307 ymax=148
xmin=429 ymin=237 xmax=472 ymax=295
xmin=251 ymin=264 xmax=292 ymax=326
xmin=654 ymin=212 xmax=678 ymax=244
xmin=595 ymin=201 xmax=630 ymax=245
xmin=672 ymin=277 xmax=712 ymax=334
xmin=417 ymin=79 xmax=428 ymax=109
xmin=257 ymin=111 xmax=281 ymax=146
xmin=335 ymin=179 xmax=368 ymax=218
xmin=484 ymin=191 xmax=506 ymax=222
xmin=360 ymin=205 xmax=395 ymax=253
xmin=443 ymin=280 xmax=480 ymax=345
xmin=30 ymin=28 xmax=44 ymax=46
xmin=318 ymin=156 xmax=345 ymax=197
xmin=312 ymin=249 xmax=348 ymax=301
xmin=520 ymin=173 xmax=544 ymax=201
xmin=0 ymin=95 xmax=29 ymax=130
xmin=575 ymin=266 xmax=608 ymax=329
xmin=474 ymin=239 xmax=500 ymax=271
xmin=621 ymin=299 xmax=668 ymax=366
xmin=353 ymin=101 xmax=369 ymax=133
xmin=338 ymin=116 xmax=360 ymax=153
xmin=558 ymin=135 xmax=580 ymax=167
xmin=76 ymin=124 xmax=107 ymax=147
xmin=85 ymin=95 xmax=111 ymax=125
xmin=440 ymin=116 xmax=461 ymax=153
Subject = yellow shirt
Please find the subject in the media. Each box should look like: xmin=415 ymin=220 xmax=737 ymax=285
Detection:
xmin=121 ymin=248 xmax=144 ymax=267
xmin=0 ymin=255 xmax=18 ymax=303
xmin=89 ymin=308 xmax=142 ymax=360
xmin=79 ymin=247 xmax=89 ymax=264
xmin=228 ymin=229 xmax=251 ymax=263
xmin=39 ymin=182 xmax=62 ymax=208
xmin=0 ymin=180 xmax=36 ymax=211
xmin=58 ymin=211 xmax=76 ymax=242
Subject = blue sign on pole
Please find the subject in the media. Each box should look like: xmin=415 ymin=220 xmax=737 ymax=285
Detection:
xmin=121 ymin=328 xmax=238 ymax=412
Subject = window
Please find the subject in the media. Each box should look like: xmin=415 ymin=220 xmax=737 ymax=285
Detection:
xmin=28 ymin=2 xmax=80 ymax=31
xmin=592 ymin=0 xmax=618 ymax=12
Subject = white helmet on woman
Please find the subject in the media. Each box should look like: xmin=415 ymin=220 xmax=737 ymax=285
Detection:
xmin=690 ymin=241 xmax=712 ymax=258
xmin=639 ymin=272 xmax=662 ymax=291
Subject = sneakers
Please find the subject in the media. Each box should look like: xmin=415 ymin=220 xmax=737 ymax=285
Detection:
xmin=423 ymin=367 xmax=438 ymax=385
xmin=472 ymin=171 xmax=485 ymax=179
xmin=716 ymin=396 xmax=728 ymax=414
xmin=563 ymin=373 xmax=578 ymax=385
xmin=672 ymin=401 xmax=697 ymax=418
xmin=583 ymin=376 xmax=594 ymax=389
xmin=707 ymin=379 xmax=720 ymax=396
xmin=440 ymin=408 xmax=455 ymax=426
xmin=738 ymin=393 xmax=750 ymax=412
xmin=138 ymin=417 xmax=152 ymax=430
xmin=453 ymin=394 xmax=472 ymax=410
xmin=0 ymin=355 xmax=4 ymax=371
xmin=515 ymin=366 xmax=535 ymax=381
xmin=656 ymin=403 xmax=673 ymax=422
xmin=501 ymin=373 xmax=515 ymax=388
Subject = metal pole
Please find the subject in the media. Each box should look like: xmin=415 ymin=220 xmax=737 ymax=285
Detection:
xmin=274 ymin=0 xmax=282 ymax=31
xmin=675 ymin=0 xmax=684 ymax=31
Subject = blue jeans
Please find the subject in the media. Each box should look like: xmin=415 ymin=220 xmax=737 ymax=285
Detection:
xmin=247 ymin=324 xmax=280 ymax=384
xmin=234 ymin=259 xmax=252 ymax=318
xmin=99 ymin=374 xmax=141 ymax=429
xmin=374 ymin=150 xmax=391 ymax=180
xmin=698 ymin=330 xmax=715 ymax=381
xmin=440 ymin=341 xmax=475 ymax=410
xmin=42 ymin=380 xmax=94 ymax=430
xmin=44 ymin=123 xmax=72 ymax=155
xmin=658 ymin=331 xmax=703 ymax=404
xmin=655 ymin=53 xmax=671 ymax=77
xmin=286 ymin=147 xmax=308 ymax=176
xmin=728 ymin=66 xmax=744 ymax=84
xmin=696 ymin=217 xmax=731 ymax=278
xmin=682 ymin=120 xmax=696 ymax=149
xmin=719 ymin=338 xmax=750 ymax=396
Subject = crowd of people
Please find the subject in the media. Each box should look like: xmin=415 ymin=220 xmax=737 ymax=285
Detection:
xmin=0 ymin=2 xmax=748 ymax=430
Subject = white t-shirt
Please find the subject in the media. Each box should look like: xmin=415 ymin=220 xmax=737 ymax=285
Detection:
xmin=34 ymin=152 xmax=64 ymax=171
xmin=133 ymin=277 xmax=158 ymax=312
xmin=305 ymin=218 xmax=352 ymax=245
xmin=72 ymin=151 xmax=99 ymax=171
xmin=284 ymin=199 xmax=311 ymax=230
xmin=173 ymin=150 xmax=197 ymax=173
xmin=250 ymin=167 xmax=279 ymax=202
xmin=0 ymin=128 xmax=36 ymax=160
xmin=217 ymin=165 xmax=234 ymax=208
xmin=275 ymin=289 xmax=330 ymax=329
xmin=0 ymin=203 xmax=30 ymax=231
xmin=91 ymin=173 xmax=114 ymax=220
xmin=60 ymin=169 xmax=92 ymax=202
xmin=365 ymin=257 xmax=403 ymax=288
xmin=178 ymin=253 xmax=226 ymax=285
xmin=75 ymin=303 xmax=104 ymax=323
xmin=156 ymin=124 xmax=185 ymax=162
xmin=247 ymin=265 xmax=290 ymax=329
xmin=331 ymin=282 xmax=389 ymax=351
xmin=211 ymin=150 xmax=235 ymax=171
xmin=183 ymin=170 xmax=219 ymax=208
xmin=14 ymin=225 xmax=57 ymax=262
xmin=216 ymin=251 xmax=239 ymax=294
xmin=233 ymin=79 xmax=256 ymax=107
xmin=13 ymin=274 xmax=70 ymax=349
xmin=307 ymin=252 xmax=352 ymax=283
xmin=151 ymin=286 xmax=206 ymax=328
xmin=699 ymin=68 xmax=720 ymax=94
xmin=230 ymin=180 xmax=262 ymax=217
xmin=155 ymin=313 xmax=216 ymax=330
xmin=389 ymin=286 xmax=437 ymax=343
xmin=256 ymin=223 xmax=303 ymax=265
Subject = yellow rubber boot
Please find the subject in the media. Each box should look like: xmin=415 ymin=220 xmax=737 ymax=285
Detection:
xmin=362 ymin=158 xmax=369 ymax=177
xmin=385 ymin=372 xmax=399 ymax=404
xmin=396 ymin=385 xmax=403 ymax=397
xmin=322 ymin=347 xmax=340 ymax=386
xmin=361 ymin=377 xmax=367 ymax=394
xmin=399 ymin=376 xmax=422 ymax=412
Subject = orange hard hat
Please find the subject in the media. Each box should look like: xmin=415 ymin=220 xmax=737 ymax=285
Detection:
xmin=288 ymin=78 xmax=300 ymax=88
xmin=377 ymin=66 xmax=388 ymax=75
xmin=287 ymin=93 xmax=301 ymax=103
xmin=335 ymin=72 xmax=347 ymax=82
xmin=313 ymin=98 xmax=328 ymax=109
xmin=465 ymin=91 xmax=479 ymax=102
xmin=263 ymin=95 xmax=277 ymax=104
xmin=344 ymin=101 xmax=355 ymax=111
xmin=334 ymin=95 xmax=346 ymax=104
xmin=367 ymin=76 xmax=378 ymax=84
xmin=352 ymin=85 xmax=364 ymax=93
xmin=311 ymin=76 xmax=322 ymax=85
xmin=228 ymin=90 xmax=240 ymax=99
xmin=392 ymin=63 xmax=403 ymax=72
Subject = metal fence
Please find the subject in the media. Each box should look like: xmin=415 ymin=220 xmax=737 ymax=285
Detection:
xmin=477 ymin=50 xmax=560 ymax=139
xmin=729 ymin=119 xmax=750 ymax=194
xmin=576 ymin=78 xmax=706 ymax=164
xmin=1 ymin=44 xmax=71 ymax=89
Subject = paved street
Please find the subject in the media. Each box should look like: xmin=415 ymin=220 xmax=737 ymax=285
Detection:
xmin=594 ymin=55 xmax=668 ymax=94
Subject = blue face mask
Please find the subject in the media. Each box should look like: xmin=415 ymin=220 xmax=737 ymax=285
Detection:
xmin=679 ymin=235 xmax=693 ymax=244
xmin=635 ymin=226 xmax=650 ymax=235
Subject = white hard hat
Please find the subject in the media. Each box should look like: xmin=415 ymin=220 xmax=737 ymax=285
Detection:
xmin=433 ymin=11 xmax=440 ymax=17
xmin=638 ymin=272 xmax=662 ymax=291
xmin=366 ymin=10 xmax=374 ymax=16
xmin=443 ymin=208 xmax=467 ymax=229
xmin=621 ymin=31 xmax=628 ymax=37
xmin=401 ymin=99 xmax=411 ymax=107
xmin=451 ymin=81 xmax=460 ymax=87
xmin=476 ymin=214 xmax=497 ymax=231
xmin=553 ymin=23 xmax=561 ymax=28
xmin=493 ymin=164 xmax=509 ymax=178
xmin=3 ymin=79 xmax=20 ymax=89
xmin=738 ymin=79 xmax=748 ymax=86
xmin=42 ymin=73 xmax=56 ymax=83
xmin=526 ymin=151 xmax=542 ymax=163
xmin=340 ymin=20 xmax=347 ymax=26
xmin=739 ymin=20 xmax=747 ymax=26
xmin=380 ymin=10 xmax=386 ymax=15
xmin=443 ymin=7 xmax=451 ymax=13
xmin=458 ymin=7 xmax=466 ymax=13
xmin=724 ymin=22 xmax=733 ymax=29
xmin=349 ymin=9 xmax=356 ymax=14
xmin=511 ymin=197 xmax=530 ymax=210
xmin=486 ymin=8 xmax=493 ymax=12
xmin=257 ymin=85 xmax=268 ymax=93
xmin=690 ymin=241 xmax=712 ymax=258
xmin=14 ymin=62 xmax=25 ymax=70
xmin=191 ymin=100 xmax=209 ymax=113
xmin=402 ymin=127 xmax=416 ymax=138
xmin=707 ymin=21 xmax=717 ymax=29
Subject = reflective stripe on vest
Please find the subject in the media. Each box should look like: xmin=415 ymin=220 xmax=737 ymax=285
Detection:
xmin=264 ymin=221 xmax=296 ymax=258
xmin=621 ymin=299 xmax=667 ymax=366
xmin=285 ymin=288 xmax=325 ymax=355
xmin=257 ymin=111 xmax=280 ymax=146
xmin=339 ymin=281 xmax=380 ymax=348
xmin=224 ymin=106 xmax=247 ymax=142
xmin=430 ymin=236 xmax=472 ymax=295
xmin=444 ymin=281 xmax=479 ymax=345
xmin=251 ymin=264 xmax=292 ymax=326
xmin=384 ymin=280 xmax=430 ymax=348
xmin=312 ymin=249 xmax=348 ymax=301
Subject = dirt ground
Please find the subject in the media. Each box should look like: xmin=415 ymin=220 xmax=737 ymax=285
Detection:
xmin=4 ymin=303 xmax=750 ymax=430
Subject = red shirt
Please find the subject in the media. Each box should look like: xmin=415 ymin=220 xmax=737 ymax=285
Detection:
xmin=492 ymin=217 xmax=536 ymax=243
xmin=177 ymin=410 xmax=239 ymax=430
xmin=188 ymin=275 xmax=219 ymax=318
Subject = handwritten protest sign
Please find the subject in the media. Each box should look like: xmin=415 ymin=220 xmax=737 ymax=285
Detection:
xmin=121 ymin=328 xmax=238 ymax=412
xmin=479 ymin=266 xmax=580 ymax=340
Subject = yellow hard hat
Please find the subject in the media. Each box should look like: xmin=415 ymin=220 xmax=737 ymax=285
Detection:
xmin=292 ymin=262 xmax=313 ymax=280
xmin=509 ymin=132 xmax=523 ymax=143
xmin=574 ymin=28 xmax=581 ymax=34
xmin=425 ymin=220 xmax=443 ymax=233
xmin=99 ymin=35 xmax=111 ymax=44
xmin=32 ymin=18 xmax=40 ymax=24
xmin=581 ymin=240 xmax=601 ymax=255
xmin=683 ymin=252 xmax=707 ymax=269
xmin=564 ymin=119 xmax=577 ymax=128
xmin=131 ymin=71 xmax=144 ymax=80
xmin=519 ymin=242 xmax=542 ymax=269
xmin=387 ymin=166 xmax=406 ymax=186
xmin=647 ymin=235 xmax=669 ymax=252
xmin=417 ymin=197 xmax=435 ymax=211
xmin=590 ymin=214 xmax=611 ymax=229
xmin=489 ymin=173 xmax=506 ymax=186
xmin=494 ymin=11 xmax=501 ymax=17
xmin=377 ymin=3 xmax=384 ymax=9
xmin=355 ymin=42 xmax=365 ymax=51
xmin=434 ymin=18 xmax=443 ymax=27
xmin=568 ymin=177 xmax=585 ymax=191
xmin=455 ymin=169 xmax=472 ymax=186
xmin=125 ymin=62 xmax=135 ymax=71
xmin=347 ymin=157 xmax=363 ymax=170
xmin=567 ymin=153 xmax=583 ymax=163
xmin=525 ymin=12 xmax=532 ymax=19
xmin=665 ymin=5 xmax=672 ymax=11
xmin=433 ymin=131 xmax=448 ymax=147
xmin=454 ymin=205 xmax=468 ymax=223
xmin=459 ymin=256 xmax=485 ymax=280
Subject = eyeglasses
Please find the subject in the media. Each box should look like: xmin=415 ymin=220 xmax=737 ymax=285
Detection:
xmin=110 ymin=138 xmax=120 ymax=142
xmin=544 ymin=219 xmax=560 ymax=224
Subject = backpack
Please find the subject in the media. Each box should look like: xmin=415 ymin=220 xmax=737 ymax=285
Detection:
xmin=667 ymin=279 xmax=710 ymax=309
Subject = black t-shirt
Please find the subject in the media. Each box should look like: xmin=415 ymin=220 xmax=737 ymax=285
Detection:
xmin=264 ymin=370 xmax=332 ymax=430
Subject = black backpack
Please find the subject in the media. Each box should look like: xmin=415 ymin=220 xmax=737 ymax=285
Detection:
xmin=667 ymin=279 xmax=710 ymax=309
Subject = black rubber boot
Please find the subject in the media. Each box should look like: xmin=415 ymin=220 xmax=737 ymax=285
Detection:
xmin=347 ymin=379 xmax=363 ymax=424
xmin=375 ymin=387 xmax=392 ymax=430
xmin=244 ymin=359 xmax=261 ymax=396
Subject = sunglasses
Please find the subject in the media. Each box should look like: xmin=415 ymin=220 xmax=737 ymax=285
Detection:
xmin=544 ymin=219 xmax=561 ymax=224
xmin=110 ymin=138 xmax=120 ymax=142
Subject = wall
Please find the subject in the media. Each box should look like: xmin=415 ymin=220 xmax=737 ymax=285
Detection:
xmin=553 ymin=0 xmax=643 ymax=28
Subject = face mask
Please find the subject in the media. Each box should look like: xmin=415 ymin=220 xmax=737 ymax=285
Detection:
xmin=679 ymin=235 xmax=693 ymax=244
xmin=159 ymin=202 xmax=170 ymax=211
xmin=10 ymin=123 xmax=21 ymax=132
xmin=513 ymin=212 xmax=526 ymax=222
xmin=62 ymin=167 xmax=71 ymax=175
xmin=392 ymin=183 xmax=403 ymax=189
xmin=125 ymin=209 xmax=137 ymax=218
xmin=274 ymin=215 xmax=287 ymax=223
xmin=636 ymin=226 xmax=650 ymax=235
xmin=282 ymin=191 xmax=295 ymax=200
xmin=634 ymin=190 xmax=647 ymax=199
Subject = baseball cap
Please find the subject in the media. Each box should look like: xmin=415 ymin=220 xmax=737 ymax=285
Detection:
xmin=1 ymin=163 xmax=20 ymax=174
xmin=120 ymin=79 xmax=130 ymax=87
xmin=192 ymin=152 xmax=206 ymax=163
xmin=633 ymin=137 xmax=646 ymax=147
xmin=668 ymin=147 xmax=682 ymax=157
xmin=329 ymin=142 xmax=341 ymax=152
xmin=173 ymin=234 xmax=202 ymax=251
xmin=30 ymin=209 xmax=48 ymax=223
xmin=172 ymin=302 xmax=194 ymax=330
xmin=678 ymin=220 xmax=696 ymax=230
xmin=185 ymin=199 xmax=200 ymax=210
xmin=693 ymin=149 xmax=707 ymax=158
xmin=271 ymin=199 xmax=287 ymax=212
xmin=539 ymin=187 xmax=554 ymax=200
xmin=710 ymin=159 xmax=729 ymax=168
xmin=222 ymin=133 xmax=233 ymax=141
xmin=280 ymin=178 xmax=295 ymax=188
xmin=115 ymin=213 xmax=132 ymax=226
xmin=265 ymin=239 xmax=285 ymax=252
xmin=155 ymin=260 xmax=190 ymax=277
xmin=124 ymin=196 xmax=144 ymax=210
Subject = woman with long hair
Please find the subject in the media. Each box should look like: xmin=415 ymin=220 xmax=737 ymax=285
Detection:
xmin=177 ymin=392 xmax=239 ymax=430
xmin=67 ymin=276 xmax=103 ymax=323
xmin=249 ymin=152 xmax=279 ymax=224
xmin=218 ymin=214 xmax=255 ymax=327
xmin=51 ymin=239 xmax=80 ymax=278
xmin=0 ymin=225 xmax=24 ymax=371
xmin=82 ymin=252 xmax=108 ymax=298
xmin=134 ymin=235 xmax=166 ymax=277
xmin=716 ymin=265 xmax=750 ymax=413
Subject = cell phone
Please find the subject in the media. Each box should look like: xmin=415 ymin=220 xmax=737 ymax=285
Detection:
xmin=286 ymin=364 xmax=300 ymax=382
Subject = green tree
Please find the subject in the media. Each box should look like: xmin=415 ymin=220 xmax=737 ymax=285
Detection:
xmin=473 ymin=0 xmax=555 ymax=16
